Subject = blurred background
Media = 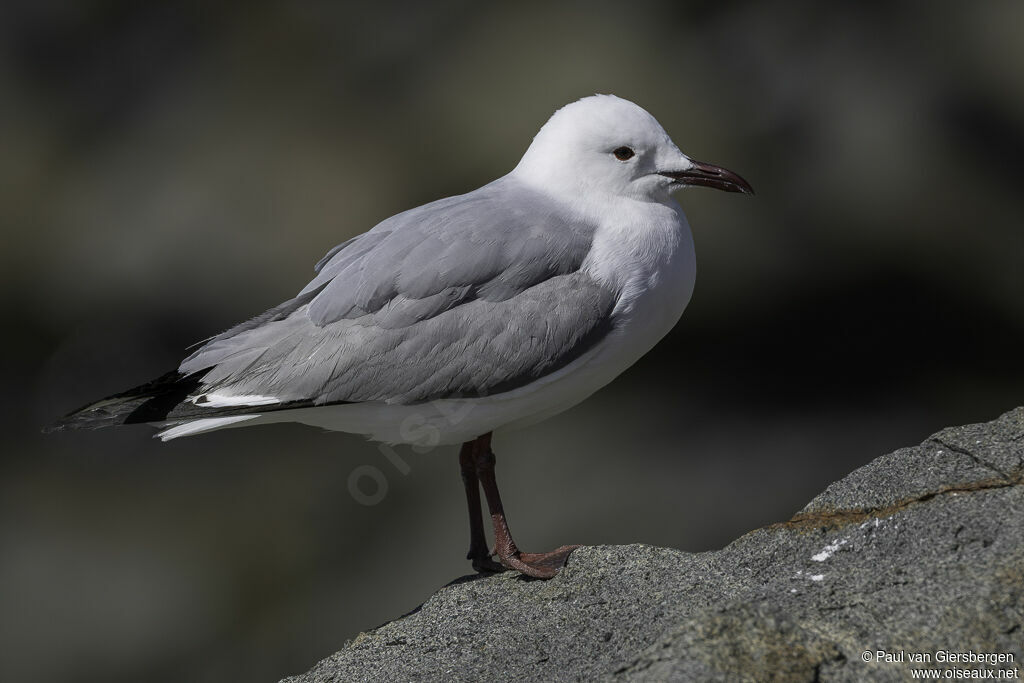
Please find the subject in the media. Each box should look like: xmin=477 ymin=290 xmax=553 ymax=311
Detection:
xmin=3 ymin=1 xmax=1023 ymax=681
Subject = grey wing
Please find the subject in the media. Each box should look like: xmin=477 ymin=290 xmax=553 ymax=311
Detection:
xmin=178 ymin=177 xmax=615 ymax=407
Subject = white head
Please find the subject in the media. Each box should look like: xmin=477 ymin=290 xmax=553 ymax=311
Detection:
xmin=513 ymin=94 xmax=752 ymax=203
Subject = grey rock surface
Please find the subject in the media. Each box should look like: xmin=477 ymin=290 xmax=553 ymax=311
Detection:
xmin=284 ymin=409 xmax=1024 ymax=682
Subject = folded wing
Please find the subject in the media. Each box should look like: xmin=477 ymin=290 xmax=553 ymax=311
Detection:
xmin=182 ymin=177 xmax=613 ymax=407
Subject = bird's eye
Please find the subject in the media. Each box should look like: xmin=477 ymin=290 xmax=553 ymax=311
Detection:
xmin=613 ymin=146 xmax=635 ymax=161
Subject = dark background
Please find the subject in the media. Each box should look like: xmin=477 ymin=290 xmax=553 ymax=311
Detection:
xmin=4 ymin=1 xmax=1023 ymax=681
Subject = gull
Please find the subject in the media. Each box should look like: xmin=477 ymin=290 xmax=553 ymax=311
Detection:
xmin=51 ymin=95 xmax=753 ymax=579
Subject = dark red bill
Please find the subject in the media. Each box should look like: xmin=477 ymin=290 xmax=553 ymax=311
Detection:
xmin=660 ymin=160 xmax=754 ymax=195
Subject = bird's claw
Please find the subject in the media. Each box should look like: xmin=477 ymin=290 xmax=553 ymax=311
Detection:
xmin=496 ymin=544 xmax=581 ymax=579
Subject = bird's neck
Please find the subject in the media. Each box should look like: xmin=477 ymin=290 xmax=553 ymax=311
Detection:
xmin=582 ymin=198 xmax=695 ymax=319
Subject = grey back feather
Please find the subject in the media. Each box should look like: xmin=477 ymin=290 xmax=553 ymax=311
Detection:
xmin=179 ymin=176 xmax=617 ymax=405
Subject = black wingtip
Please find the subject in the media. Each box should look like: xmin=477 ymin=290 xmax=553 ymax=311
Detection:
xmin=43 ymin=370 xmax=210 ymax=433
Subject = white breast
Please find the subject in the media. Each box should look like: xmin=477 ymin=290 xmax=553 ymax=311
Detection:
xmin=584 ymin=198 xmax=696 ymax=341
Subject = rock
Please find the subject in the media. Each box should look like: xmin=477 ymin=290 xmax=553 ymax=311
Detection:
xmin=283 ymin=409 xmax=1024 ymax=682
